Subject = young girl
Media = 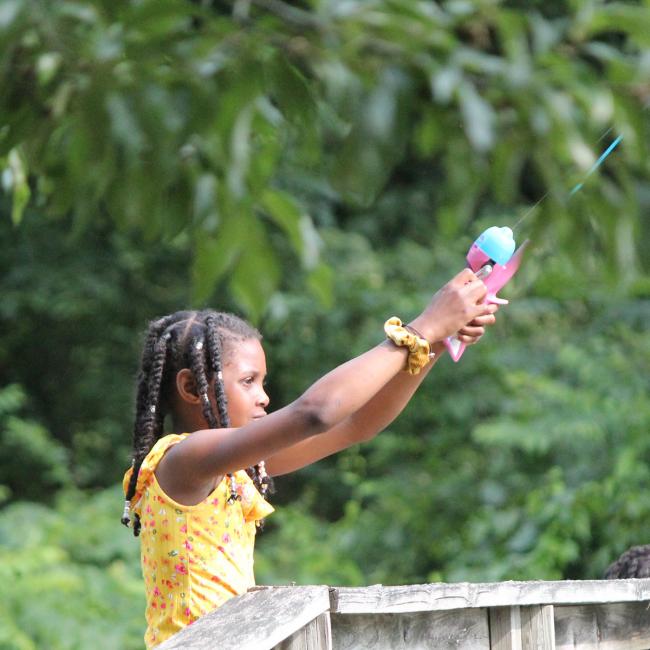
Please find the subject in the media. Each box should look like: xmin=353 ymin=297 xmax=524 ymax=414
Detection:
xmin=122 ymin=269 xmax=497 ymax=647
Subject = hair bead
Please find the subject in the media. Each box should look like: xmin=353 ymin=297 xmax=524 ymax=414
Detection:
xmin=121 ymin=500 xmax=131 ymax=526
xmin=227 ymin=473 xmax=241 ymax=504
xmin=258 ymin=460 xmax=269 ymax=497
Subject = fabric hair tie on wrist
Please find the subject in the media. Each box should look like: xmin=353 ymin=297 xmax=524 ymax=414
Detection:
xmin=384 ymin=317 xmax=435 ymax=375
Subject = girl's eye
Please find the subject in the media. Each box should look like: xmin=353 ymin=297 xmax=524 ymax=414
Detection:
xmin=242 ymin=377 xmax=254 ymax=386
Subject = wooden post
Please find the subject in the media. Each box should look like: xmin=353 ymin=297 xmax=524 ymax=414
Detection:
xmin=489 ymin=606 xmax=522 ymax=650
xmin=520 ymin=605 xmax=555 ymax=650
xmin=274 ymin=612 xmax=332 ymax=650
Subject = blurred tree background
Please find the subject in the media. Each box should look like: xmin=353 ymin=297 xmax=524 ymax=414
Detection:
xmin=1 ymin=0 xmax=649 ymax=647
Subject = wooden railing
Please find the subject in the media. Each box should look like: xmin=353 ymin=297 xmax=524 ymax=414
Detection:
xmin=157 ymin=579 xmax=650 ymax=649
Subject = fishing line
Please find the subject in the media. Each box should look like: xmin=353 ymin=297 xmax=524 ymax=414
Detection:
xmin=511 ymin=131 xmax=624 ymax=232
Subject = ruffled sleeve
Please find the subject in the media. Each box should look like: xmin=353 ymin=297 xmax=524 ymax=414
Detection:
xmin=122 ymin=434 xmax=188 ymax=517
xmin=235 ymin=470 xmax=275 ymax=523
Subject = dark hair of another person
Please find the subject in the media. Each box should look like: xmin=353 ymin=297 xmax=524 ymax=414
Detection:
xmin=604 ymin=544 xmax=650 ymax=579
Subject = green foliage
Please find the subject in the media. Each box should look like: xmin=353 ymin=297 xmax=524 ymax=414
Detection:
xmin=455 ymin=302 xmax=650 ymax=581
xmin=0 ymin=385 xmax=70 ymax=502
xmin=0 ymin=206 xmax=195 ymax=489
xmin=1 ymin=0 xmax=648 ymax=310
xmin=0 ymin=487 xmax=144 ymax=650
xmin=1 ymin=0 xmax=650 ymax=646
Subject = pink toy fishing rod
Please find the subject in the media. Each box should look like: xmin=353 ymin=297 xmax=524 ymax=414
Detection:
xmin=444 ymin=133 xmax=623 ymax=362
xmin=444 ymin=226 xmax=528 ymax=362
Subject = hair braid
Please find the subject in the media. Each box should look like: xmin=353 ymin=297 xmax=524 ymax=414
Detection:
xmin=188 ymin=337 xmax=219 ymax=429
xmin=204 ymin=314 xmax=244 ymax=503
xmin=122 ymin=316 xmax=179 ymax=535
xmin=204 ymin=314 xmax=230 ymax=428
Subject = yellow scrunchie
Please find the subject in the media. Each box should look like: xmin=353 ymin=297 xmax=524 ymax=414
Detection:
xmin=384 ymin=317 xmax=433 ymax=375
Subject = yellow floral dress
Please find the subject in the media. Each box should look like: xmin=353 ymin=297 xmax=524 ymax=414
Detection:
xmin=123 ymin=434 xmax=274 ymax=648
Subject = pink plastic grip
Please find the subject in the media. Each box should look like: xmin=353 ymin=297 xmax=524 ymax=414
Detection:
xmin=444 ymin=242 xmax=528 ymax=362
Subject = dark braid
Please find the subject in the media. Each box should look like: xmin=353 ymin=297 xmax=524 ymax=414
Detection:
xmin=122 ymin=310 xmax=273 ymax=536
xmin=204 ymin=314 xmax=231 ymax=429
xmin=188 ymin=336 xmax=219 ymax=429
xmin=604 ymin=544 xmax=650 ymax=579
xmin=122 ymin=314 xmax=180 ymax=534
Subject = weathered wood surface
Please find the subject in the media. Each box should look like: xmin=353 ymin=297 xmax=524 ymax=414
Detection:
xmin=554 ymin=601 xmax=650 ymax=650
xmin=490 ymin=606 xmax=522 ymax=650
xmin=331 ymin=609 xmax=490 ymax=650
xmin=331 ymin=580 xmax=650 ymax=614
xmin=520 ymin=605 xmax=555 ymax=650
xmin=156 ymin=580 xmax=650 ymax=649
xmin=276 ymin=612 xmax=332 ymax=650
xmin=157 ymin=585 xmax=330 ymax=650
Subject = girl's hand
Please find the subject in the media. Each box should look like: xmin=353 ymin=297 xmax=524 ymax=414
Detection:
xmin=456 ymin=304 xmax=499 ymax=345
xmin=410 ymin=268 xmax=489 ymax=342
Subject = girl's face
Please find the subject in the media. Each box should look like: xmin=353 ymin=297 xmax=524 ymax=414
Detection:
xmin=221 ymin=338 xmax=269 ymax=428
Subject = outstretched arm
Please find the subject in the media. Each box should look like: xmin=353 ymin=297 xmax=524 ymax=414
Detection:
xmin=265 ymin=306 xmax=497 ymax=476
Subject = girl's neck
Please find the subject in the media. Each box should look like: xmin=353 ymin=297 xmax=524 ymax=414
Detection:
xmin=170 ymin=409 xmax=204 ymax=435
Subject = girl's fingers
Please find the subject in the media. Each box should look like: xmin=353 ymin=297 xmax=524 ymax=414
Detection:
xmin=454 ymin=268 xmax=478 ymax=285
xmin=468 ymin=314 xmax=497 ymax=327
xmin=458 ymin=333 xmax=483 ymax=345
xmin=455 ymin=269 xmax=488 ymax=302
xmin=458 ymin=325 xmax=485 ymax=338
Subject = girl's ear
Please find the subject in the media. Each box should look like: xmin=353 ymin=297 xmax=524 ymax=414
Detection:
xmin=176 ymin=369 xmax=201 ymax=404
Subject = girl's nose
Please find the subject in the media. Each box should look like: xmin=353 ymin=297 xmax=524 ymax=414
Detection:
xmin=258 ymin=388 xmax=270 ymax=408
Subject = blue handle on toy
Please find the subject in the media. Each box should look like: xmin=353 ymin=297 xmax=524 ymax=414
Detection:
xmin=467 ymin=226 xmax=516 ymax=270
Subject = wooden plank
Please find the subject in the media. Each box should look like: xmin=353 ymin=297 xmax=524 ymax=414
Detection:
xmin=331 ymin=609 xmax=490 ymax=650
xmin=554 ymin=601 xmax=650 ymax=650
xmin=489 ymin=606 xmax=522 ymax=650
xmin=520 ymin=605 xmax=555 ymax=650
xmin=275 ymin=612 xmax=332 ymax=650
xmin=331 ymin=580 xmax=650 ymax=614
xmin=157 ymin=586 xmax=330 ymax=650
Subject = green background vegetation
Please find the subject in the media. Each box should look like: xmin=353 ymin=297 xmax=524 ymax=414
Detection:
xmin=1 ymin=0 xmax=649 ymax=647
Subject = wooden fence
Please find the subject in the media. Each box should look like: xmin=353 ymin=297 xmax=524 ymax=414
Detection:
xmin=157 ymin=579 xmax=650 ymax=650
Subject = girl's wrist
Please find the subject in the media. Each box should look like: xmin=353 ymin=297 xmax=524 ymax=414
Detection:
xmin=407 ymin=317 xmax=441 ymax=344
xmin=430 ymin=340 xmax=446 ymax=356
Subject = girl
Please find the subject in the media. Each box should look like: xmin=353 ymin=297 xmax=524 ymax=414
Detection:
xmin=122 ymin=269 xmax=497 ymax=647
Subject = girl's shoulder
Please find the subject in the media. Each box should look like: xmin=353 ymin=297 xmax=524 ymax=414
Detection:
xmin=149 ymin=433 xmax=189 ymax=461
xmin=141 ymin=433 xmax=189 ymax=474
xmin=122 ymin=434 xmax=188 ymax=503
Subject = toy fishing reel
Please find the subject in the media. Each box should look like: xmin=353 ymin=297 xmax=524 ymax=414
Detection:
xmin=445 ymin=226 xmax=527 ymax=362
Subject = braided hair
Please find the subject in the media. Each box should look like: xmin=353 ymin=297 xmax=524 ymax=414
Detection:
xmin=604 ymin=544 xmax=650 ymax=579
xmin=121 ymin=310 xmax=273 ymax=536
